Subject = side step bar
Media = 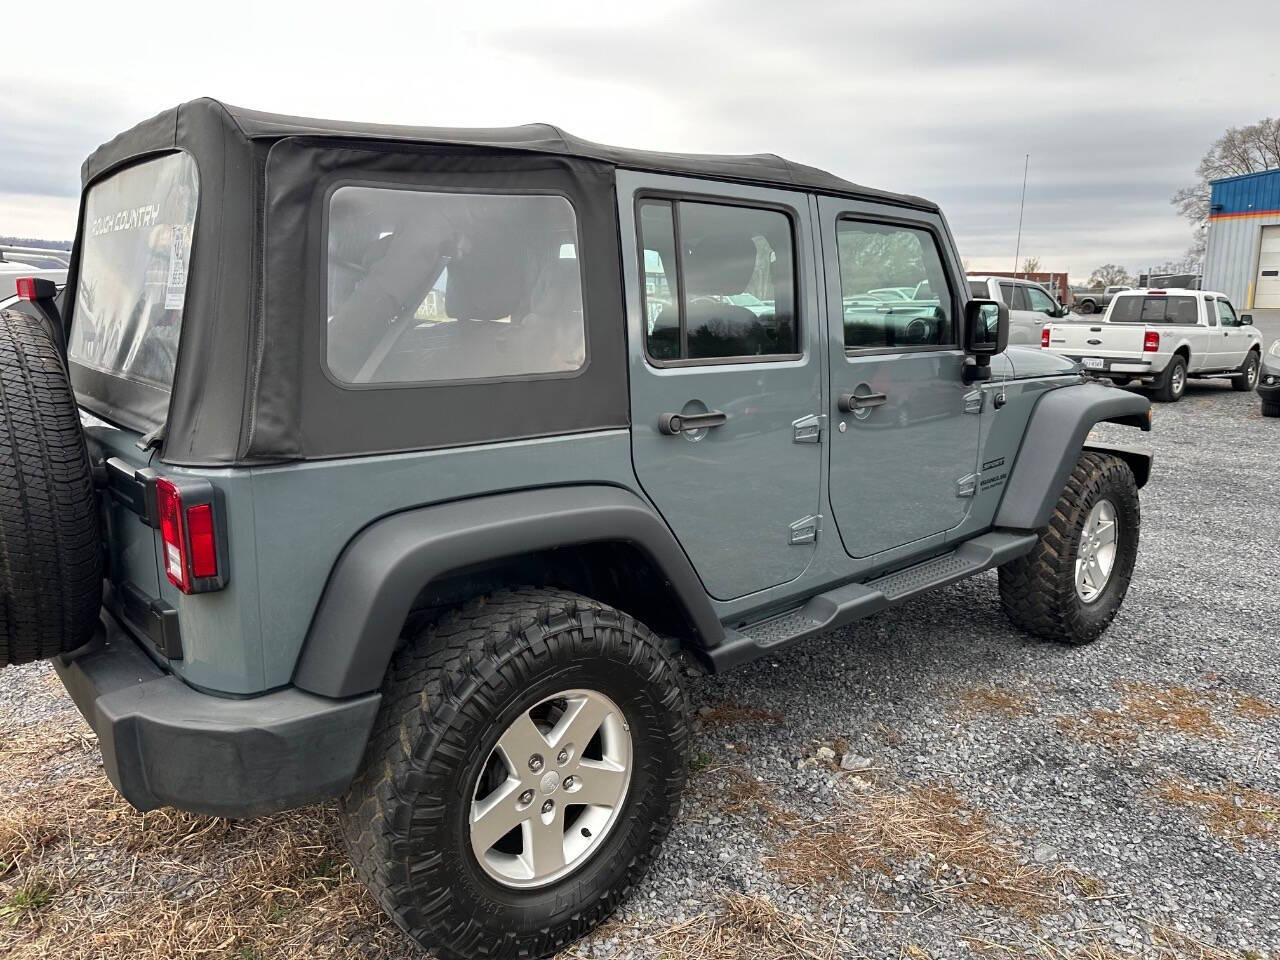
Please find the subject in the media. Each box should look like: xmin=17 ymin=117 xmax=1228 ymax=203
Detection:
xmin=703 ymin=531 xmax=1038 ymax=672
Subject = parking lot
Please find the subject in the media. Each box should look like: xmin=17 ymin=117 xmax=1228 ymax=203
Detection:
xmin=1 ymin=377 xmax=1277 ymax=960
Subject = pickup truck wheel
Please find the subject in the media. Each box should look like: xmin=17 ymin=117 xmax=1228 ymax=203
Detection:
xmin=339 ymin=588 xmax=690 ymax=960
xmin=0 ymin=308 xmax=102 ymax=668
xmin=1232 ymin=351 xmax=1260 ymax=392
xmin=998 ymin=452 xmax=1139 ymax=646
xmin=1078 ymin=299 xmax=1097 ymax=314
xmin=1152 ymin=355 xmax=1186 ymax=402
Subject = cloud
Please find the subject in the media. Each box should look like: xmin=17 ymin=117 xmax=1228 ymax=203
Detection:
xmin=2 ymin=0 xmax=1277 ymax=278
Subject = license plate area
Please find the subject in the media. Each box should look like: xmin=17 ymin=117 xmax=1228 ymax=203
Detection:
xmin=1081 ymin=357 xmax=1105 ymax=371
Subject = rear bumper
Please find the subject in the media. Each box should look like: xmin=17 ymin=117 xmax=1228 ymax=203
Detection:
xmin=1060 ymin=355 xmax=1155 ymax=377
xmin=54 ymin=611 xmax=380 ymax=818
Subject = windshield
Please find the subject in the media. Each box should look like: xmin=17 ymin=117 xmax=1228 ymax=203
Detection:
xmin=67 ymin=152 xmax=199 ymax=391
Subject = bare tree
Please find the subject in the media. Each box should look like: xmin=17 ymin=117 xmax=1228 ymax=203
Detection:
xmin=1172 ymin=117 xmax=1280 ymax=257
xmin=1021 ymin=257 xmax=1041 ymax=274
xmin=1088 ymin=264 xmax=1135 ymax=289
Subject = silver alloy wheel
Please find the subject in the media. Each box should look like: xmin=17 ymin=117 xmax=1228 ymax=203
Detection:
xmin=469 ymin=688 xmax=632 ymax=889
xmin=1245 ymin=355 xmax=1259 ymax=388
xmin=1171 ymin=362 xmax=1186 ymax=396
xmin=1075 ymin=498 xmax=1119 ymax=603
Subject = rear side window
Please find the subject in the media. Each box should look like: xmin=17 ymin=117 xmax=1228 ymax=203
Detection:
xmin=998 ymin=282 xmax=1030 ymax=311
xmin=837 ymin=220 xmax=953 ymax=350
xmin=638 ymin=199 xmax=798 ymax=362
xmin=325 ymin=187 xmax=586 ymax=384
xmin=67 ymin=152 xmax=199 ymax=391
xmin=1110 ymin=296 xmax=1198 ymax=324
xmin=968 ymin=279 xmax=989 ymax=298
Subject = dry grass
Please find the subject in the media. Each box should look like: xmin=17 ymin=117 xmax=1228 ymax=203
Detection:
xmin=965 ymin=920 xmax=1266 ymax=960
xmin=563 ymin=893 xmax=840 ymax=960
xmin=763 ymin=783 xmax=1094 ymax=920
xmin=956 ymin=686 xmax=1031 ymax=718
xmin=1233 ymin=694 xmax=1280 ymax=722
xmin=698 ymin=701 xmax=785 ymax=730
xmin=1057 ymin=682 xmax=1226 ymax=745
xmin=0 ymin=748 xmax=411 ymax=960
xmin=1154 ymin=777 xmax=1280 ymax=848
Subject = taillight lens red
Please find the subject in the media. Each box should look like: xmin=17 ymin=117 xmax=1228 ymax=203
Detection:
xmin=186 ymin=503 xmax=218 ymax=579
xmin=155 ymin=478 xmax=189 ymax=592
xmin=155 ymin=479 xmax=220 ymax=593
xmin=1143 ymin=331 xmax=1160 ymax=352
xmin=15 ymin=277 xmax=37 ymax=300
xmin=1041 ymin=327 xmax=1051 ymax=348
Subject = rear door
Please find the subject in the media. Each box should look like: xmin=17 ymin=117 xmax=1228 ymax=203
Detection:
xmin=820 ymin=198 xmax=979 ymax=558
xmin=621 ymin=172 xmax=823 ymax=601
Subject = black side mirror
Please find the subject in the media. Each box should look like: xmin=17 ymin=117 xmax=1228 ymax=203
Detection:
xmin=1241 ymin=314 xmax=1254 ymax=325
xmin=963 ymin=298 xmax=1008 ymax=382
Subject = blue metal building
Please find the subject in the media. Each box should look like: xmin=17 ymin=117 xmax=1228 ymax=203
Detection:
xmin=1203 ymin=168 xmax=1280 ymax=309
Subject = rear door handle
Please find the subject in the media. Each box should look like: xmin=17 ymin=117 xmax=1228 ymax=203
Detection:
xmin=659 ymin=411 xmax=727 ymax=435
xmin=838 ymin=391 xmax=887 ymax=412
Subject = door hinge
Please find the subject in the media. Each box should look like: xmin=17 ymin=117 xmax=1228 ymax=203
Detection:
xmin=792 ymin=414 xmax=825 ymax=443
xmin=955 ymin=473 xmax=979 ymax=498
xmin=963 ymin=390 xmax=984 ymax=414
xmin=789 ymin=514 xmax=821 ymax=544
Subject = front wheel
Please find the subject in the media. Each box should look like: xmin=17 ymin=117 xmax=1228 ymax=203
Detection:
xmin=340 ymin=588 xmax=690 ymax=960
xmin=1233 ymin=351 xmax=1260 ymax=392
xmin=1263 ymin=399 xmax=1280 ymax=418
xmin=999 ymin=452 xmax=1140 ymax=645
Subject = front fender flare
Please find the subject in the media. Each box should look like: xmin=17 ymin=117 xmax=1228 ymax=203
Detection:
xmin=292 ymin=486 xmax=722 ymax=699
xmin=995 ymin=382 xmax=1152 ymax=531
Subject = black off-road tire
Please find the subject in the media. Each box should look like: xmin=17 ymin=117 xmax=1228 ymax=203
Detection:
xmin=1262 ymin=399 xmax=1280 ymax=418
xmin=340 ymin=588 xmax=690 ymax=960
xmin=998 ymin=452 xmax=1139 ymax=646
xmin=1232 ymin=350 xmax=1260 ymax=392
xmin=1152 ymin=354 xmax=1186 ymax=403
xmin=0 ymin=308 xmax=102 ymax=667
xmin=1078 ymin=299 xmax=1097 ymax=314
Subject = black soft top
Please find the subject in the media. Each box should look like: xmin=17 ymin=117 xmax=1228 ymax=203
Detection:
xmin=83 ymin=98 xmax=936 ymax=211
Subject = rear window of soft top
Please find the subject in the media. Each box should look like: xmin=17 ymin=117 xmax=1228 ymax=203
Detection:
xmin=67 ymin=152 xmax=199 ymax=391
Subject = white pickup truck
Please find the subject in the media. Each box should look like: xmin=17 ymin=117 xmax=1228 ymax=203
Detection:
xmin=1043 ymin=289 xmax=1263 ymax=402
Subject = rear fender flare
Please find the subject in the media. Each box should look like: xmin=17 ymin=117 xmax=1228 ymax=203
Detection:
xmin=995 ymin=383 xmax=1152 ymax=531
xmin=292 ymin=486 xmax=722 ymax=699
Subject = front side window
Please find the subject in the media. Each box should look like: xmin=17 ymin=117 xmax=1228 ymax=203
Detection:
xmin=638 ymin=199 xmax=797 ymax=362
xmin=1215 ymin=299 xmax=1239 ymax=326
xmin=326 ymin=187 xmax=586 ymax=384
xmin=837 ymin=220 xmax=953 ymax=350
xmin=68 ymin=152 xmax=199 ymax=390
xmin=1025 ymin=285 xmax=1057 ymax=314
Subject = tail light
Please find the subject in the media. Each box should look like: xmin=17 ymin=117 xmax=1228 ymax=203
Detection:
xmin=1143 ymin=331 xmax=1160 ymax=352
xmin=1041 ymin=327 xmax=1051 ymax=348
xmin=155 ymin=477 xmax=227 ymax=593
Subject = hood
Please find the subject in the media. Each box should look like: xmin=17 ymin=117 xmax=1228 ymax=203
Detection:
xmin=1003 ymin=346 xmax=1078 ymax=379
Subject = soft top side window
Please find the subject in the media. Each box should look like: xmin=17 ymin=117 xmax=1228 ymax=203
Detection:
xmin=325 ymin=186 xmax=586 ymax=385
xmin=638 ymin=198 xmax=798 ymax=363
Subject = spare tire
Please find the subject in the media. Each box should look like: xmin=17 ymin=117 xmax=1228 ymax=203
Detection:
xmin=0 ymin=307 xmax=102 ymax=667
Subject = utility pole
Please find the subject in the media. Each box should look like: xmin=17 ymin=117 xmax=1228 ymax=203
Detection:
xmin=1012 ymin=154 xmax=1029 ymax=277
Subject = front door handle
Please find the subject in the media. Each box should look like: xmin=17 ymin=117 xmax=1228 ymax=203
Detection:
xmin=838 ymin=391 xmax=887 ymax=413
xmin=659 ymin=410 xmax=728 ymax=435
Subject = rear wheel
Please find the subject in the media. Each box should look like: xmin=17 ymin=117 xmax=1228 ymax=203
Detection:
xmin=1262 ymin=399 xmax=1280 ymax=418
xmin=340 ymin=588 xmax=690 ymax=960
xmin=999 ymin=452 xmax=1139 ymax=645
xmin=1152 ymin=354 xmax=1186 ymax=402
xmin=1233 ymin=350 xmax=1260 ymax=392
xmin=1078 ymin=299 xmax=1097 ymax=314
xmin=0 ymin=309 xmax=102 ymax=667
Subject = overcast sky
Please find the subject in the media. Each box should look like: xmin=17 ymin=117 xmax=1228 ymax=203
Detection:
xmin=3 ymin=0 xmax=1277 ymax=280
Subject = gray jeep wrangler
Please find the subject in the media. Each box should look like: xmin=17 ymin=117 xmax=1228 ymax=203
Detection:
xmin=0 ymin=100 xmax=1152 ymax=960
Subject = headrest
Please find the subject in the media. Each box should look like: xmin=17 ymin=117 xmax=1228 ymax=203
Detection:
xmin=446 ymin=233 xmax=533 ymax=321
xmin=684 ymin=234 xmax=758 ymax=296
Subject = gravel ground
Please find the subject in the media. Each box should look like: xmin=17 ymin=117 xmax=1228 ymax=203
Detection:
xmin=2 ymin=379 xmax=1278 ymax=959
